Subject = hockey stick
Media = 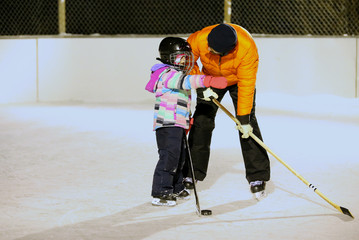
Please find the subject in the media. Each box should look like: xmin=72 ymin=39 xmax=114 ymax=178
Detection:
xmin=211 ymin=97 xmax=354 ymax=219
xmin=184 ymin=135 xmax=212 ymax=216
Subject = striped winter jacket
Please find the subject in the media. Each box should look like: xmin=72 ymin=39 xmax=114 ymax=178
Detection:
xmin=145 ymin=63 xmax=206 ymax=131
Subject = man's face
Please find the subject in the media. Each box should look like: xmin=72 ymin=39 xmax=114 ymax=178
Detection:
xmin=208 ymin=47 xmax=222 ymax=55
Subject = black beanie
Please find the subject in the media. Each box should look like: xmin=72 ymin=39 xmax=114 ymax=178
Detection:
xmin=207 ymin=24 xmax=237 ymax=54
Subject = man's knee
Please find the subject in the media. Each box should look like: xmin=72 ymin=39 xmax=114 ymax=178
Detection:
xmin=193 ymin=114 xmax=215 ymax=130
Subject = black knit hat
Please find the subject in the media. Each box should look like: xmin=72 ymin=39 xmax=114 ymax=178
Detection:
xmin=207 ymin=24 xmax=237 ymax=55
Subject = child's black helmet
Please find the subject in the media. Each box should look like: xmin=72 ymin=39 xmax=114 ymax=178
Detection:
xmin=157 ymin=37 xmax=194 ymax=73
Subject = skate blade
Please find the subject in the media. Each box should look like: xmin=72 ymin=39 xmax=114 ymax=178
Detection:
xmin=253 ymin=190 xmax=267 ymax=201
xmin=177 ymin=195 xmax=191 ymax=201
xmin=151 ymin=199 xmax=176 ymax=207
xmin=151 ymin=202 xmax=176 ymax=207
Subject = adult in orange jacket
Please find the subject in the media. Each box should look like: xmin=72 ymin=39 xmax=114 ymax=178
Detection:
xmin=184 ymin=23 xmax=270 ymax=199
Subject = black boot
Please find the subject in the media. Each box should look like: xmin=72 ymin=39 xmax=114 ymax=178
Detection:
xmin=183 ymin=177 xmax=195 ymax=189
xmin=250 ymin=181 xmax=267 ymax=200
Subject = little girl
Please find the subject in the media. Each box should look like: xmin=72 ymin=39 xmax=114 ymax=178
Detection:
xmin=146 ymin=37 xmax=227 ymax=206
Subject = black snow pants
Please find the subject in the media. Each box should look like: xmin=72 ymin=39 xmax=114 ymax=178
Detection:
xmin=185 ymin=85 xmax=270 ymax=183
xmin=152 ymin=127 xmax=186 ymax=197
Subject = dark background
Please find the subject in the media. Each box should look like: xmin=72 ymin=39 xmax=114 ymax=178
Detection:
xmin=1 ymin=0 xmax=358 ymax=36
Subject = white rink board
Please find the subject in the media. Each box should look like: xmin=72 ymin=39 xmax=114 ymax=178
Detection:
xmin=255 ymin=37 xmax=357 ymax=97
xmin=37 ymin=38 xmax=161 ymax=103
xmin=0 ymin=37 xmax=358 ymax=104
xmin=0 ymin=39 xmax=37 ymax=103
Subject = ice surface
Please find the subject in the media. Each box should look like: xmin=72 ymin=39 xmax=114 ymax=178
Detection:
xmin=0 ymin=94 xmax=358 ymax=240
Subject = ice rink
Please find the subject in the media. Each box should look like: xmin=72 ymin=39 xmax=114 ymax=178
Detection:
xmin=1 ymin=93 xmax=358 ymax=240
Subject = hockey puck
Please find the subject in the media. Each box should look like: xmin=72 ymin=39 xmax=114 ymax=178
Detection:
xmin=201 ymin=209 xmax=212 ymax=216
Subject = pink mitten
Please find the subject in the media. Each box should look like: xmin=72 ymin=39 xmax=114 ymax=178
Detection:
xmin=203 ymin=76 xmax=227 ymax=89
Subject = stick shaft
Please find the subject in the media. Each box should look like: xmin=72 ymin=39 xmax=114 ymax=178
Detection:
xmin=184 ymin=135 xmax=201 ymax=216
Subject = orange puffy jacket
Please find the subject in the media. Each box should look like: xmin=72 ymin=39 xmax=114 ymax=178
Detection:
xmin=187 ymin=23 xmax=259 ymax=118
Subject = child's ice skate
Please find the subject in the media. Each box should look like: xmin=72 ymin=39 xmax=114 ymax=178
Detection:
xmin=250 ymin=181 xmax=267 ymax=201
xmin=175 ymin=189 xmax=191 ymax=200
xmin=152 ymin=194 xmax=177 ymax=207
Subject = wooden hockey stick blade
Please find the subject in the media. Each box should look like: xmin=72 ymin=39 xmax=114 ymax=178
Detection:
xmin=315 ymin=188 xmax=354 ymax=218
xmin=211 ymin=97 xmax=355 ymax=219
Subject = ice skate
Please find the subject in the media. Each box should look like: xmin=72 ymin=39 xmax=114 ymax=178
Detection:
xmin=250 ymin=181 xmax=267 ymax=201
xmin=152 ymin=194 xmax=177 ymax=207
xmin=175 ymin=189 xmax=191 ymax=200
xmin=183 ymin=177 xmax=196 ymax=189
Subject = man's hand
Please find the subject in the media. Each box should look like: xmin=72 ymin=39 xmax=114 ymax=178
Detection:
xmin=202 ymin=88 xmax=218 ymax=101
xmin=235 ymin=123 xmax=253 ymax=138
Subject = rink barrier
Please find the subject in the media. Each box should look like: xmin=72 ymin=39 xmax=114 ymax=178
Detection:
xmin=0 ymin=36 xmax=358 ymax=103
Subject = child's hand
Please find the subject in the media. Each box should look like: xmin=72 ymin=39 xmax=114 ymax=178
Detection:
xmin=203 ymin=76 xmax=228 ymax=89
